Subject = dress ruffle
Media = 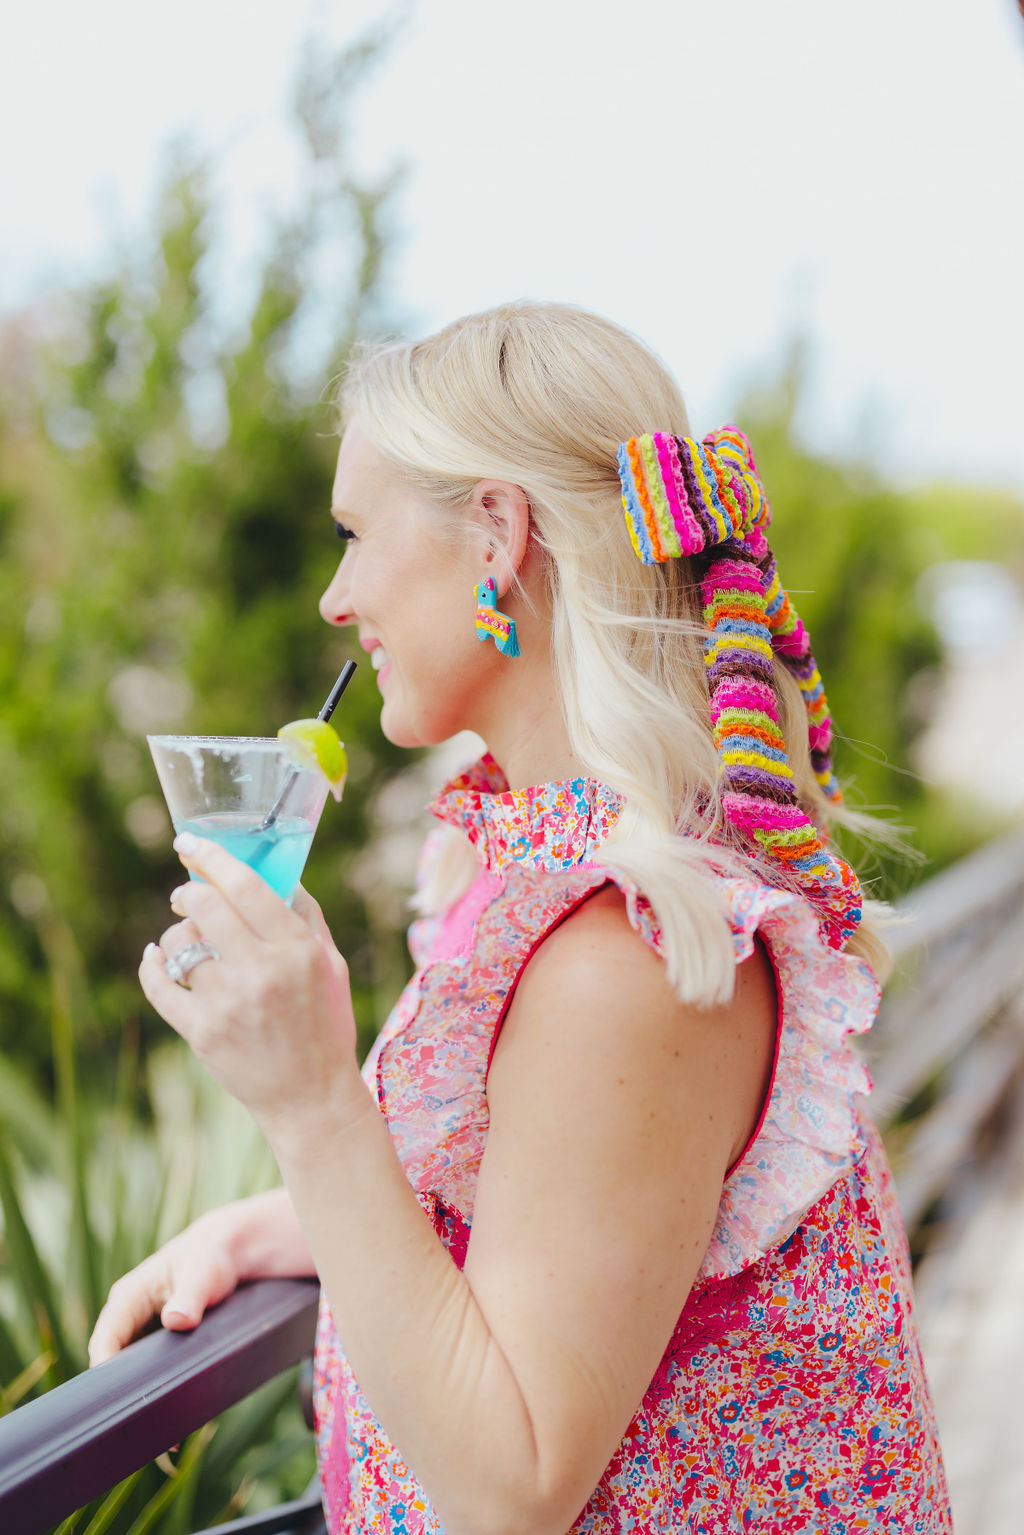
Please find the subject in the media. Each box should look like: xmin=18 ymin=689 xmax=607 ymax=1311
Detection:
xmin=606 ymin=864 xmax=879 ymax=1278
xmin=423 ymin=756 xmax=880 ymax=1279
xmin=682 ymin=874 xmax=877 ymax=1279
xmin=428 ymin=753 xmax=621 ymax=877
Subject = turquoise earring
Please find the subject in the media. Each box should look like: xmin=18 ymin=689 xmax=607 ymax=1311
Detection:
xmin=474 ymin=578 xmax=521 ymax=658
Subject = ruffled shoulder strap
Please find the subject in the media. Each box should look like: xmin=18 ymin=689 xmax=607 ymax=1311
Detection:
xmin=606 ymin=865 xmax=880 ymax=1281
xmin=702 ymin=874 xmax=879 ymax=1278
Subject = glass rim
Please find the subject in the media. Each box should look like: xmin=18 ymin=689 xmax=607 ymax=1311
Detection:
xmin=146 ymin=734 xmax=285 ymax=748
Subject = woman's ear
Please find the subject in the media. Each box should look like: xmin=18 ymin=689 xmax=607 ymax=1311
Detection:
xmin=468 ymin=480 xmax=531 ymax=595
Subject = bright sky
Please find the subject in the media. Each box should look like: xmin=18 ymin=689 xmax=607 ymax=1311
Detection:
xmin=3 ymin=0 xmax=1023 ymax=492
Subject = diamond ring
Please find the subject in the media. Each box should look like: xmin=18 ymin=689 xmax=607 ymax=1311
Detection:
xmin=163 ymin=939 xmax=220 ymax=986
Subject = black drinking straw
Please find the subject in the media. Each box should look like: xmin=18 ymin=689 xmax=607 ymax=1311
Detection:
xmin=258 ymin=661 xmax=358 ymax=831
xmin=317 ymin=660 xmax=358 ymax=725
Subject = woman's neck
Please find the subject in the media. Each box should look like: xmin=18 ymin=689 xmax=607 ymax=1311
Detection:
xmin=497 ymin=730 xmax=588 ymax=792
xmin=476 ymin=683 xmax=586 ymax=791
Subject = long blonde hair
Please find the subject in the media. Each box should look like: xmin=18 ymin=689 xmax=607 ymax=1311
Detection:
xmin=339 ymin=301 xmax=891 ymax=1003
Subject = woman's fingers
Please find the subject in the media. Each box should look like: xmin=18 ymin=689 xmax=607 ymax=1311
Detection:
xmin=139 ymin=840 xmax=360 ymax=1133
xmin=88 ymin=1261 xmax=172 ymax=1365
xmin=159 ymin=917 xmax=203 ymax=951
xmin=290 ymin=884 xmax=334 ymax=948
xmin=89 ymin=1219 xmax=242 ymax=1366
xmin=89 ymin=1279 xmax=212 ymax=1363
xmin=167 ymin=877 xmax=256 ymax=959
xmin=173 ymin=835 xmax=301 ymax=943
xmin=140 ymin=941 xmax=203 ymax=1035
xmin=159 ymin=1254 xmax=235 ymax=1331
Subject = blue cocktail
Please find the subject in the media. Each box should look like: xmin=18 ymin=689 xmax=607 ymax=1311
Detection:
xmin=170 ymin=813 xmax=318 ymax=902
xmin=147 ymin=736 xmax=331 ymax=903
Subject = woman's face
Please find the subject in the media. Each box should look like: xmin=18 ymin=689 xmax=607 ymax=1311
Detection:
xmin=319 ymin=424 xmax=493 ymax=749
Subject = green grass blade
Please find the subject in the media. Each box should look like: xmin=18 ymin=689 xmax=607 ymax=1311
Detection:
xmin=78 ymin=1467 xmax=148 ymax=1535
xmin=107 ymin=1021 xmax=142 ymax=1276
xmin=122 ymin=1422 xmax=216 ymax=1535
xmin=197 ymin=1369 xmax=298 ymax=1485
xmin=0 ymin=1309 xmax=28 ymax=1393
xmin=0 ymin=1349 xmax=55 ymax=1414
xmin=0 ymin=1056 xmax=58 ymax=1167
xmin=0 ymin=1130 xmax=75 ymax=1379
xmin=115 ymin=1019 xmax=142 ymax=1122
xmin=229 ymin=1426 xmax=316 ymax=1490
xmin=44 ymin=911 xmax=104 ymax=1324
xmin=142 ymin=1155 xmax=173 ymax=1260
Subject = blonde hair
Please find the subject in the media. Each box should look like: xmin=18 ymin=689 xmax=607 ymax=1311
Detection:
xmin=339 ymin=301 xmax=892 ymax=1003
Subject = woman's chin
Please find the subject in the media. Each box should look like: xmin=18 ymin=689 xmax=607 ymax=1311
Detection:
xmin=378 ymin=700 xmax=425 ymax=751
xmin=379 ymin=697 xmax=464 ymax=753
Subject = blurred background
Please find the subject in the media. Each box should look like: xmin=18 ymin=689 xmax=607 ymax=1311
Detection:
xmin=0 ymin=1 xmax=1022 ymax=1529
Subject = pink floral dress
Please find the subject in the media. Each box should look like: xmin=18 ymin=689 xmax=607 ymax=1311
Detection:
xmin=313 ymin=757 xmax=950 ymax=1533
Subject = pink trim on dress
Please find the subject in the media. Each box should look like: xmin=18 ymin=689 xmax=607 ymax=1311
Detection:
xmin=724 ymin=935 xmax=784 ymax=1179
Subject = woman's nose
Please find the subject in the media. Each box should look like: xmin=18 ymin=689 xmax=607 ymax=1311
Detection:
xmin=319 ymin=561 xmax=354 ymax=627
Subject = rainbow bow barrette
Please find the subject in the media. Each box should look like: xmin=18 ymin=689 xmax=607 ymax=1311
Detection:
xmin=617 ymin=426 xmax=861 ymax=950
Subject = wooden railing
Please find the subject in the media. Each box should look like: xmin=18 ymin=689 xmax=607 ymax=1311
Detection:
xmin=869 ymin=825 xmax=1024 ymax=1251
xmin=2 ymin=825 xmax=1022 ymax=1534
xmin=0 ymin=1279 xmax=325 ymax=1535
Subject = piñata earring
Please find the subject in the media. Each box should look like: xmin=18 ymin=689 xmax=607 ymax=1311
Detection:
xmin=474 ymin=577 xmax=521 ymax=658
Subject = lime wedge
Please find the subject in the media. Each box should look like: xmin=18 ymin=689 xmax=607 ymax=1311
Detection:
xmin=277 ymin=719 xmax=348 ymax=802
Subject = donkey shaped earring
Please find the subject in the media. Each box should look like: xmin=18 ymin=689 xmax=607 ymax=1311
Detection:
xmin=474 ymin=577 xmax=521 ymax=658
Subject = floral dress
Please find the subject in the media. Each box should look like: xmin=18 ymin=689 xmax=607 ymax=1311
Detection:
xmin=313 ymin=756 xmax=950 ymax=1533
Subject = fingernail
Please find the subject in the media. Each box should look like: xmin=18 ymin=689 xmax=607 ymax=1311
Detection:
xmin=173 ymin=833 xmax=198 ymax=856
xmin=170 ymin=885 xmax=188 ymax=905
xmin=143 ymin=942 xmax=160 ymax=961
xmin=163 ymin=1307 xmax=196 ymax=1324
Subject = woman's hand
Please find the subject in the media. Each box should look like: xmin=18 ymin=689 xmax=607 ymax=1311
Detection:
xmin=88 ymin=1208 xmax=241 ymax=1365
xmin=140 ymin=835 xmax=366 ymax=1145
xmin=88 ymin=1189 xmax=319 ymax=1366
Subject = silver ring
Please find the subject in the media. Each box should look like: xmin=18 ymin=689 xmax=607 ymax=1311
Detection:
xmin=164 ymin=939 xmax=220 ymax=986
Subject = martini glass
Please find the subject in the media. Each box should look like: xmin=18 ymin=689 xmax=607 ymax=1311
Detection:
xmin=147 ymin=736 xmax=332 ymax=903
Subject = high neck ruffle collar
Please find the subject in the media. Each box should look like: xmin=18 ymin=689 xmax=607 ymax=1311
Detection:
xmin=428 ymin=753 xmax=622 ymax=876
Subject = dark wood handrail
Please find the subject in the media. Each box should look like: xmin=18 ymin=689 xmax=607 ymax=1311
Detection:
xmin=0 ymin=1277 xmax=320 ymax=1535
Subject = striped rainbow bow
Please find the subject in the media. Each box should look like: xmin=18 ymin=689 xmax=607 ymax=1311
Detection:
xmin=616 ymin=425 xmax=861 ymax=950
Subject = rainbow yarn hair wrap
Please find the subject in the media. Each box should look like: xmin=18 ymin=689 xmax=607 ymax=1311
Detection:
xmin=617 ymin=425 xmax=861 ymax=950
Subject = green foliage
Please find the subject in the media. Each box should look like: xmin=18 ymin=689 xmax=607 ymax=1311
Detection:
xmin=0 ymin=807 xmax=323 ymax=1528
xmin=0 ymin=21 xmax=408 ymax=1529
xmin=0 ymin=992 xmax=310 ymax=1532
xmin=0 ymin=28 xmax=411 ymax=1088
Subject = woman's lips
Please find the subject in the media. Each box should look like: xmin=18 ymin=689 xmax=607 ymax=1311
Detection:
xmin=361 ymin=639 xmax=391 ymax=688
xmin=370 ymin=648 xmax=392 ymax=687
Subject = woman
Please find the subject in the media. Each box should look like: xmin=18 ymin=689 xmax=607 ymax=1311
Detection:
xmin=90 ymin=302 xmax=950 ymax=1533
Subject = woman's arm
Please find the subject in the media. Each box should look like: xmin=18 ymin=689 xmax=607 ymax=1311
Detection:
xmin=90 ymin=879 xmax=343 ymax=1364
xmin=264 ymin=885 xmax=776 ymax=1535
xmin=88 ymin=1187 xmax=316 ymax=1364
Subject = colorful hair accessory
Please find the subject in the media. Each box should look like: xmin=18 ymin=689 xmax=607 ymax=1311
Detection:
xmin=616 ymin=426 xmax=861 ymax=949
xmin=475 ymin=578 xmax=521 ymax=658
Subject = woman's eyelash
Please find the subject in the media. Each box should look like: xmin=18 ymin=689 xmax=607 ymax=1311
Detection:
xmin=334 ymin=523 xmax=356 ymax=541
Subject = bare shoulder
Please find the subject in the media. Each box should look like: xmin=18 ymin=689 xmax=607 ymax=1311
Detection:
xmin=488 ymin=882 xmax=777 ymax=1171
